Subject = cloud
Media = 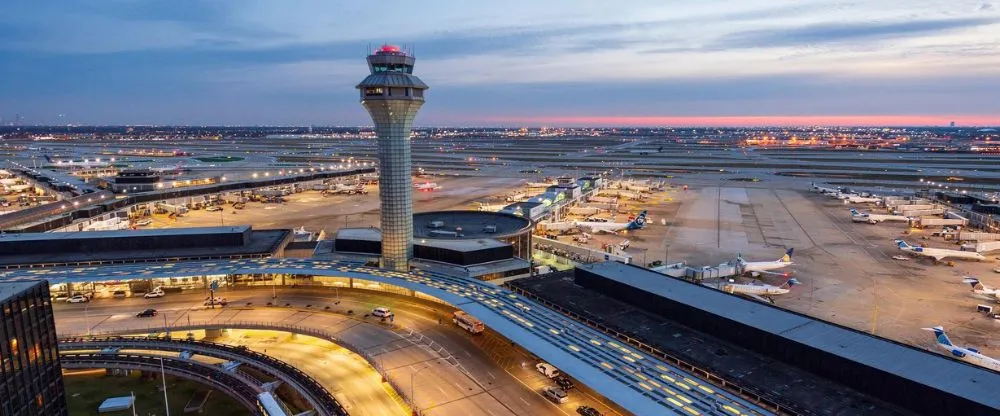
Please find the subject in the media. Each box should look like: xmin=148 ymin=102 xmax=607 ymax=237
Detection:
xmin=716 ymin=17 xmax=1000 ymax=49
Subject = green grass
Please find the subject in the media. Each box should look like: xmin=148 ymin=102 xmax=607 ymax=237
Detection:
xmin=193 ymin=156 xmax=244 ymax=163
xmin=64 ymin=372 xmax=248 ymax=416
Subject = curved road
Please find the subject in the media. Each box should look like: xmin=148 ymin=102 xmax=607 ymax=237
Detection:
xmin=52 ymin=289 xmax=574 ymax=416
xmin=18 ymin=258 xmax=774 ymax=416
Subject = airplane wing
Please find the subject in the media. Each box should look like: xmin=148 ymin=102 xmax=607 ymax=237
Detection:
xmin=752 ymin=270 xmax=794 ymax=277
xmin=741 ymin=293 xmax=775 ymax=304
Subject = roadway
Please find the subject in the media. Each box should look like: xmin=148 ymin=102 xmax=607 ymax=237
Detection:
xmin=52 ymin=289 xmax=571 ymax=416
xmin=22 ymin=258 xmax=776 ymax=415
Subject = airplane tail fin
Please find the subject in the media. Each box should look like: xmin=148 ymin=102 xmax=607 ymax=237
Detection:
xmin=44 ymin=154 xmax=53 ymax=163
xmin=895 ymin=239 xmax=910 ymax=249
xmin=849 ymin=208 xmax=859 ymax=216
xmin=922 ymin=326 xmax=952 ymax=346
xmin=962 ymin=277 xmax=982 ymax=289
xmin=630 ymin=210 xmax=648 ymax=228
xmin=780 ymin=278 xmax=800 ymax=289
xmin=780 ymin=248 xmax=794 ymax=263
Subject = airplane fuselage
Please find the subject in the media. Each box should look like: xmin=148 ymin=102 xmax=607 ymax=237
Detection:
xmin=903 ymin=246 xmax=986 ymax=262
xmin=935 ymin=344 xmax=1000 ymax=372
xmin=722 ymin=283 xmax=790 ymax=296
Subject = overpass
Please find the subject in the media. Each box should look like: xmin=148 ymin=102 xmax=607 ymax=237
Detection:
xmin=6 ymin=258 xmax=772 ymax=416
xmin=59 ymin=336 xmax=349 ymax=416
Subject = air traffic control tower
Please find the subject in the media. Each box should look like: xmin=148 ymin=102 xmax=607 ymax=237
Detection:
xmin=357 ymin=44 xmax=428 ymax=271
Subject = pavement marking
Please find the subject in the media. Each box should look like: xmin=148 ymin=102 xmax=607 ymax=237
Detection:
xmin=519 ymin=397 xmax=530 ymax=407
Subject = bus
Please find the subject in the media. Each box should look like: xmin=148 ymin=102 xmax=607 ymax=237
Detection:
xmin=452 ymin=311 xmax=485 ymax=334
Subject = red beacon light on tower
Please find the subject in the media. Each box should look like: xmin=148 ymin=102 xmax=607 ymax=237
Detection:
xmin=376 ymin=44 xmax=406 ymax=55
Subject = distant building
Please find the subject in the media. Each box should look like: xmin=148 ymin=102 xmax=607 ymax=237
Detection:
xmin=950 ymin=121 xmax=956 ymax=127
xmin=0 ymin=281 xmax=68 ymax=416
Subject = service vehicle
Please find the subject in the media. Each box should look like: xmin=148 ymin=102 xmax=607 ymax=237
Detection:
xmin=452 ymin=311 xmax=484 ymax=334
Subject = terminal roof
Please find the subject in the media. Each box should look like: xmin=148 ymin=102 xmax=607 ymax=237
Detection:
xmin=0 ymin=225 xmax=252 ymax=243
xmin=413 ymin=210 xmax=531 ymax=239
xmin=580 ymin=261 xmax=1000 ymax=410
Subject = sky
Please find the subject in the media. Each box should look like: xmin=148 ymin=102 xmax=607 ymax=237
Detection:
xmin=1 ymin=1 xmax=999 ymax=127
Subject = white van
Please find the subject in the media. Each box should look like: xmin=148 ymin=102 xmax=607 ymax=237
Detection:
xmin=536 ymin=362 xmax=560 ymax=378
xmin=372 ymin=307 xmax=393 ymax=318
xmin=542 ymin=386 xmax=568 ymax=404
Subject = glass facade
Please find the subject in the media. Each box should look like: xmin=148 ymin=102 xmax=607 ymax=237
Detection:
xmin=0 ymin=281 xmax=68 ymax=416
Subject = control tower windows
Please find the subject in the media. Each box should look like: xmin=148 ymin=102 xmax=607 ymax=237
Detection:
xmin=371 ymin=64 xmax=414 ymax=73
xmin=364 ymin=87 xmax=384 ymax=97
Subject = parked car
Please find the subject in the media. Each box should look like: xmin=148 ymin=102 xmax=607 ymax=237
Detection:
xmin=204 ymin=296 xmax=228 ymax=306
xmin=205 ymin=206 xmax=223 ymax=212
xmin=136 ymin=309 xmax=158 ymax=318
xmin=536 ymin=362 xmax=560 ymax=378
xmin=576 ymin=406 xmax=602 ymax=416
xmin=542 ymin=386 xmax=568 ymax=404
xmin=66 ymin=295 xmax=90 ymax=303
xmin=555 ymin=375 xmax=575 ymax=391
xmin=112 ymin=290 xmax=128 ymax=298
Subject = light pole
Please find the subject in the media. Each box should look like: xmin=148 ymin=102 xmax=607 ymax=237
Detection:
xmin=160 ymin=356 xmax=171 ymax=416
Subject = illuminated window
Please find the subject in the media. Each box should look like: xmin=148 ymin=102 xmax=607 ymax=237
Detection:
xmin=365 ymin=87 xmax=384 ymax=97
xmin=36 ymin=393 xmax=43 ymax=408
xmin=10 ymin=338 xmax=17 ymax=355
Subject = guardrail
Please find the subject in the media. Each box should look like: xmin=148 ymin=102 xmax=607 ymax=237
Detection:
xmin=504 ymin=283 xmax=808 ymax=416
xmin=61 ymin=317 xmax=476 ymax=416
xmin=59 ymin=336 xmax=349 ymax=416
xmin=60 ymin=352 xmax=263 ymax=415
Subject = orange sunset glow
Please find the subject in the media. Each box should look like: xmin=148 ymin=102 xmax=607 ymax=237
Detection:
xmin=485 ymin=115 xmax=1000 ymax=127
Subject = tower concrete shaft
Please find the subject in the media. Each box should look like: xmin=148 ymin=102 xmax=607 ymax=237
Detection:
xmin=356 ymin=45 xmax=428 ymax=272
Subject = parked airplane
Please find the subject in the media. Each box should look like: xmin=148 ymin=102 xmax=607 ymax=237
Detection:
xmin=714 ymin=278 xmax=800 ymax=303
xmin=737 ymin=248 xmax=794 ymax=276
xmin=850 ymin=209 xmax=909 ymax=224
xmin=327 ymin=183 xmax=366 ymax=195
xmin=841 ymin=194 xmax=882 ymax=204
xmin=894 ymin=239 xmax=987 ymax=262
xmin=962 ymin=277 xmax=1000 ymax=301
xmin=810 ymin=183 xmax=839 ymax=195
xmin=922 ymin=326 xmax=1000 ymax=371
xmin=573 ymin=211 xmax=647 ymax=234
xmin=415 ymin=182 xmax=442 ymax=191
xmin=150 ymin=162 xmax=189 ymax=175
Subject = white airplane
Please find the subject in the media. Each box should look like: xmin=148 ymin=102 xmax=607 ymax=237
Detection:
xmin=737 ymin=248 xmax=794 ymax=277
xmin=714 ymin=278 xmax=800 ymax=303
xmin=922 ymin=326 xmax=1000 ymax=372
xmin=962 ymin=277 xmax=1000 ymax=301
xmin=810 ymin=183 xmax=839 ymax=195
xmin=850 ymin=209 xmax=909 ymax=224
xmin=894 ymin=239 xmax=987 ymax=262
xmin=841 ymin=194 xmax=882 ymax=204
xmin=415 ymin=182 xmax=442 ymax=191
xmin=150 ymin=162 xmax=188 ymax=175
xmin=327 ymin=183 xmax=365 ymax=195
xmin=573 ymin=211 xmax=647 ymax=234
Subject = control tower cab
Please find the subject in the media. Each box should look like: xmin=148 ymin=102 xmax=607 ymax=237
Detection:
xmin=356 ymin=44 xmax=429 ymax=272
